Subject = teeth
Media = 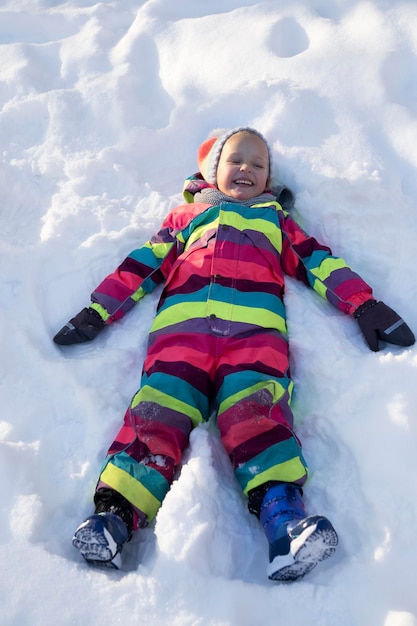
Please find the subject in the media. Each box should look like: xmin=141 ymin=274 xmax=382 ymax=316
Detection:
xmin=235 ymin=179 xmax=252 ymax=185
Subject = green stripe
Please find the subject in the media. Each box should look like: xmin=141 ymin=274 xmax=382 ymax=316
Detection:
xmin=131 ymin=384 xmax=204 ymax=427
xmin=151 ymin=298 xmax=287 ymax=334
xmin=184 ymin=217 xmax=219 ymax=249
xmin=218 ymin=370 xmax=291 ymax=405
xmin=209 ymin=283 xmax=286 ymax=316
xmin=307 ymin=253 xmax=347 ymax=283
xmin=140 ymin=371 xmax=209 ymax=415
xmin=150 ymin=301 xmax=205 ymax=331
xmin=235 ymin=439 xmax=308 ymax=494
xmin=100 ymin=453 xmax=170 ymax=520
xmin=218 ymin=378 xmax=293 ymax=415
xmin=208 ymin=300 xmax=287 ymax=333
xmin=220 ymin=204 xmax=282 ymax=253
xmin=180 ymin=206 xmax=220 ymax=241
xmin=90 ymin=302 xmax=110 ymax=321
xmin=129 ymin=241 xmax=173 ymax=267
xmin=243 ymin=457 xmax=309 ymax=495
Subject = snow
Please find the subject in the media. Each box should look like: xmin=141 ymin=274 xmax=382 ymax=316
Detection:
xmin=1 ymin=1 xmax=417 ymax=624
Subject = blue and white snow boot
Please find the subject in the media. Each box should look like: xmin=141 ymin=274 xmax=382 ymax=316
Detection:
xmin=72 ymin=512 xmax=129 ymax=569
xmin=260 ymin=483 xmax=338 ymax=582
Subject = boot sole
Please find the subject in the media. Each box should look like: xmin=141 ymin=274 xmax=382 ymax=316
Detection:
xmin=268 ymin=516 xmax=338 ymax=582
xmin=72 ymin=525 xmax=122 ymax=569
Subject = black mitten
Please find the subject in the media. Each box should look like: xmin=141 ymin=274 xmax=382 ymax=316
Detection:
xmin=53 ymin=307 xmax=105 ymax=345
xmin=354 ymin=299 xmax=415 ymax=352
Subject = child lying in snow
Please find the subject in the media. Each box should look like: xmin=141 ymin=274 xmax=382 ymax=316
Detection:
xmin=54 ymin=127 xmax=415 ymax=582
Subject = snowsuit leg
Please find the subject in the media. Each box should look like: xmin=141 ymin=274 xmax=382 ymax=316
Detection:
xmin=97 ymin=326 xmax=215 ymax=525
xmin=214 ymin=328 xmax=308 ymax=496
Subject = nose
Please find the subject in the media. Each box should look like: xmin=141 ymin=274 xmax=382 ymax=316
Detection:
xmin=240 ymin=162 xmax=252 ymax=172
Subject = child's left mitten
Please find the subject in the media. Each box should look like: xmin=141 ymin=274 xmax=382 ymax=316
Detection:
xmin=53 ymin=307 xmax=105 ymax=345
xmin=354 ymin=299 xmax=415 ymax=352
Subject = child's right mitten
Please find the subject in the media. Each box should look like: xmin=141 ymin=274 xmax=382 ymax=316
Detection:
xmin=53 ymin=307 xmax=105 ymax=345
xmin=353 ymin=299 xmax=415 ymax=352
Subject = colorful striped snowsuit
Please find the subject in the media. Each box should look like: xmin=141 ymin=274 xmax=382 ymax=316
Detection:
xmin=90 ymin=197 xmax=373 ymax=526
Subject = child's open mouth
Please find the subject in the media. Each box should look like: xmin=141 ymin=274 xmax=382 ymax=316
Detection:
xmin=234 ymin=179 xmax=253 ymax=186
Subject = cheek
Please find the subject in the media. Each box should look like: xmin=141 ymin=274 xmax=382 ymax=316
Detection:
xmin=218 ymin=168 xmax=232 ymax=186
xmin=216 ymin=172 xmax=229 ymax=193
xmin=257 ymin=172 xmax=269 ymax=189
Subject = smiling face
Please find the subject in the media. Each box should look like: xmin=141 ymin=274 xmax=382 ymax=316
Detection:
xmin=216 ymin=131 xmax=270 ymax=200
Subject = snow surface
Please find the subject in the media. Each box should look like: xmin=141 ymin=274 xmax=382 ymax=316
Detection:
xmin=2 ymin=1 xmax=417 ymax=624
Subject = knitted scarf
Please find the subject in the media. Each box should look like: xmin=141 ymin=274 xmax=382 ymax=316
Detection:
xmin=194 ymin=187 xmax=276 ymax=207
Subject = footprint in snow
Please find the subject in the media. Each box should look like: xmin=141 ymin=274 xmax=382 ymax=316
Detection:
xmin=268 ymin=17 xmax=310 ymax=59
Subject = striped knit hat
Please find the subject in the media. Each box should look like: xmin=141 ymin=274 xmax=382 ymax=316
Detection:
xmin=197 ymin=127 xmax=272 ymax=185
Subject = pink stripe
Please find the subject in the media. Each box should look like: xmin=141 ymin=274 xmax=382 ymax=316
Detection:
xmin=221 ymin=413 xmax=277 ymax=454
xmin=162 ymin=202 xmax=210 ymax=230
xmin=218 ymin=342 xmax=288 ymax=372
xmin=135 ymin=420 xmax=187 ymax=464
xmin=145 ymin=341 xmax=213 ymax=370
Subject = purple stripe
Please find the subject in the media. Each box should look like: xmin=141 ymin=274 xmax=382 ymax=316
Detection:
xmin=323 ymin=266 xmax=365 ymax=292
xmin=218 ymin=227 xmax=279 ymax=257
xmin=107 ymin=436 xmax=177 ymax=483
xmin=230 ymin=425 xmax=295 ymax=468
xmin=130 ymin=401 xmax=194 ymax=438
xmin=91 ymin=291 xmax=135 ymax=318
xmin=242 ymin=228 xmax=280 ymax=254
xmin=148 ymin=316 xmax=276 ymax=339
xmin=145 ymin=360 xmax=213 ymax=397
xmin=215 ymin=360 xmax=289 ymax=389
xmin=119 ymin=257 xmax=152 ymax=279
xmin=162 ymin=274 xmax=210 ymax=300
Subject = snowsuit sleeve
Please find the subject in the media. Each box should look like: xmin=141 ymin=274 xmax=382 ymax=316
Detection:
xmin=278 ymin=209 xmax=373 ymax=314
xmin=90 ymin=205 xmax=195 ymax=323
